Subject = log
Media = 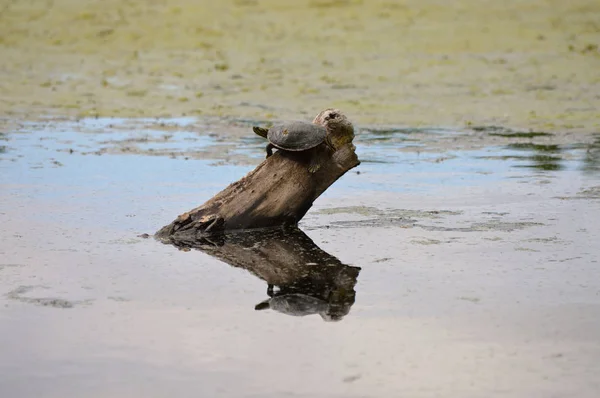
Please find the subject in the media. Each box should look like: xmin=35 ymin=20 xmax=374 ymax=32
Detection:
xmin=156 ymin=109 xmax=360 ymax=240
xmin=163 ymin=227 xmax=361 ymax=321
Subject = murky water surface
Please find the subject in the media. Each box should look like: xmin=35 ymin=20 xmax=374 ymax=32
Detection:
xmin=1 ymin=119 xmax=599 ymax=397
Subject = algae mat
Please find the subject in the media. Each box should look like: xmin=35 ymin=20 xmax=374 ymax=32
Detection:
xmin=1 ymin=0 xmax=600 ymax=131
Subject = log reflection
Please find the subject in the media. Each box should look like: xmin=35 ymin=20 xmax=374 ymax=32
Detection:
xmin=163 ymin=227 xmax=360 ymax=321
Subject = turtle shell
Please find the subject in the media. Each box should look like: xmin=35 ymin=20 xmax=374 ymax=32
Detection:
xmin=267 ymin=121 xmax=327 ymax=151
xmin=257 ymin=293 xmax=329 ymax=317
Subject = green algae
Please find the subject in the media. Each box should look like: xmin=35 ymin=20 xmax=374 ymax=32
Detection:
xmin=0 ymin=0 xmax=599 ymax=132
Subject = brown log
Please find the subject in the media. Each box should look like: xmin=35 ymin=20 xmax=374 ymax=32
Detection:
xmin=156 ymin=109 xmax=360 ymax=240
xmin=163 ymin=227 xmax=361 ymax=321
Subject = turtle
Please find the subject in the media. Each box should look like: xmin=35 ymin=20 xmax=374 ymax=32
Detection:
xmin=254 ymin=292 xmax=349 ymax=322
xmin=252 ymin=109 xmax=352 ymax=173
xmin=252 ymin=121 xmax=332 ymax=173
xmin=254 ymin=293 xmax=330 ymax=317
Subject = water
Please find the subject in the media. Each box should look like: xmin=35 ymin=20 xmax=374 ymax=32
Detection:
xmin=1 ymin=118 xmax=599 ymax=397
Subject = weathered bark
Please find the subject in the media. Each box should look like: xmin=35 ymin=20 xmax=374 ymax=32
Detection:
xmin=156 ymin=125 xmax=359 ymax=240
xmin=163 ymin=227 xmax=361 ymax=320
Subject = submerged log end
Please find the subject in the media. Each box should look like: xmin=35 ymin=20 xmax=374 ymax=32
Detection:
xmin=156 ymin=212 xmax=224 ymax=241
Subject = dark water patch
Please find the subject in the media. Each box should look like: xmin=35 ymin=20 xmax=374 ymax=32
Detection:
xmin=490 ymin=131 xmax=553 ymax=138
xmin=506 ymin=143 xmax=564 ymax=170
xmin=507 ymin=143 xmax=561 ymax=152
xmin=324 ymin=217 xmax=415 ymax=229
xmin=373 ymin=257 xmax=392 ymax=263
xmin=557 ymin=186 xmax=600 ymax=200
xmin=513 ymin=155 xmax=564 ymax=171
xmin=316 ymin=217 xmax=544 ymax=233
xmin=417 ymin=221 xmax=544 ymax=233
xmin=580 ymin=133 xmax=600 ymax=174
xmin=476 ymin=154 xmax=530 ymax=161
xmin=0 ymin=131 xmax=8 ymax=155
xmin=475 ymin=155 xmax=564 ymax=171
xmin=6 ymin=286 xmax=91 ymax=308
xmin=471 ymin=125 xmax=509 ymax=133
xmin=526 ymin=236 xmax=564 ymax=244
xmin=316 ymin=206 xmax=461 ymax=219
xmin=0 ymin=131 xmax=11 ymax=157
xmin=410 ymin=237 xmax=444 ymax=245
xmin=526 ymin=84 xmax=557 ymax=91
xmin=360 ymin=127 xmax=414 ymax=136
xmin=309 ymin=207 xmax=463 ymax=230
xmin=471 ymin=125 xmax=553 ymax=138
xmin=578 ymin=186 xmax=600 ymax=199
xmin=360 ymin=136 xmax=420 ymax=143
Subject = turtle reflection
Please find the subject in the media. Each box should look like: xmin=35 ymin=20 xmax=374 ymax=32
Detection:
xmin=255 ymin=262 xmax=360 ymax=321
xmin=163 ymin=227 xmax=361 ymax=321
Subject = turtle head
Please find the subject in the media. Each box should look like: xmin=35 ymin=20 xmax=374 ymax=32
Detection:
xmin=254 ymin=299 xmax=271 ymax=310
xmin=313 ymin=108 xmax=355 ymax=149
xmin=252 ymin=126 xmax=269 ymax=139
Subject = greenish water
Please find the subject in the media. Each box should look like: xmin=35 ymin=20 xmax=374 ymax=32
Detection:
xmin=1 ymin=118 xmax=599 ymax=397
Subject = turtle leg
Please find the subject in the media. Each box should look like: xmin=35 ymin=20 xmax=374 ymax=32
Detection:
xmin=307 ymin=144 xmax=331 ymax=173
xmin=307 ymin=151 xmax=322 ymax=173
xmin=266 ymin=143 xmax=275 ymax=158
xmin=254 ymin=299 xmax=271 ymax=310
xmin=324 ymin=136 xmax=336 ymax=152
